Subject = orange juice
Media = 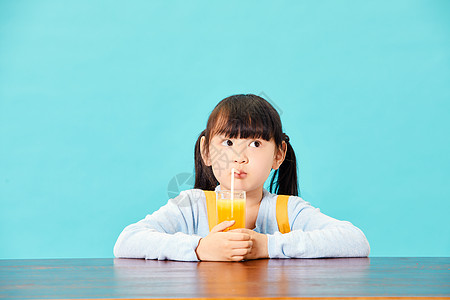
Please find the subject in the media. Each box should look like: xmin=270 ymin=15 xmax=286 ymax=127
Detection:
xmin=217 ymin=198 xmax=246 ymax=230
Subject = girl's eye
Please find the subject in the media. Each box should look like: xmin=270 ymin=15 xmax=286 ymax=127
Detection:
xmin=221 ymin=139 xmax=233 ymax=147
xmin=250 ymin=141 xmax=261 ymax=148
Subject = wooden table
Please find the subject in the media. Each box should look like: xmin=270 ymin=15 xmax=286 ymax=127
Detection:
xmin=0 ymin=257 xmax=449 ymax=299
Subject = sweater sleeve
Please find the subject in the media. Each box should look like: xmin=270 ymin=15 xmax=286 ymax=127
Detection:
xmin=267 ymin=197 xmax=370 ymax=258
xmin=113 ymin=191 xmax=202 ymax=261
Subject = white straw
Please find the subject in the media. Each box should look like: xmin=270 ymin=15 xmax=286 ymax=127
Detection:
xmin=231 ymin=168 xmax=235 ymax=217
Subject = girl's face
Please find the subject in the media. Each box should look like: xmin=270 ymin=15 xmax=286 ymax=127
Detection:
xmin=201 ymin=134 xmax=286 ymax=193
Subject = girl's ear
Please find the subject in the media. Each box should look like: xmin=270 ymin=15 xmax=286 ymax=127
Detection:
xmin=200 ymin=136 xmax=212 ymax=166
xmin=272 ymin=141 xmax=287 ymax=170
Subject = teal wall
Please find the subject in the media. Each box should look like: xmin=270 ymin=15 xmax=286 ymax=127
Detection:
xmin=1 ymin=1 xmax=449 ymax=259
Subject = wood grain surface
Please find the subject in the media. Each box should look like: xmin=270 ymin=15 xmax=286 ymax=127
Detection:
xmin=0 ymin=257 xmax=449 ymax=299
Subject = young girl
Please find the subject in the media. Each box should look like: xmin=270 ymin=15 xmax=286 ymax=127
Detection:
xmin=114 ymin=94 xmax=370 ymax=261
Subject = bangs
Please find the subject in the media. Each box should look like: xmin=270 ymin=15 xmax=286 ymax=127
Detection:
xmin=209 ymin=108 xmax=275 ymax=141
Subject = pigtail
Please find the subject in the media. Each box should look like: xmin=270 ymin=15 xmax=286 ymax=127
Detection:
xmin=194 ymin=130 xmax=219 ymax=191
xmin=269 ymin=135 xmax=300 ymax=197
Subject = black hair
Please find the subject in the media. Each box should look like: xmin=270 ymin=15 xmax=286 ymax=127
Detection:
xmin=194 ymin=94 xmax=300 ymax=196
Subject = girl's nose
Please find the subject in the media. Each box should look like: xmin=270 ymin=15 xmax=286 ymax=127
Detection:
xmin=234 ymin=155 xmax=248 ymax=164
xmin=232 ymin=142 xmax=248 ymax=164
xmin=235 ymin=158 xmax=247 ymax=164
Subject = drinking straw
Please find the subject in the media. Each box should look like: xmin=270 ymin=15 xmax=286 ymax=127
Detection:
xmin=231 ymin=168 xmax=235 ymax=217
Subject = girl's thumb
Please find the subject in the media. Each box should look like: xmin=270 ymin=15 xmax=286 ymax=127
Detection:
xmin=211 ymin=220 xmax=235 ymax=233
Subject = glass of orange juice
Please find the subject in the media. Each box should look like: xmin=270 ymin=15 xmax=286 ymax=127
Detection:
xmin=216 ymin=190 xmax=246 ymax=231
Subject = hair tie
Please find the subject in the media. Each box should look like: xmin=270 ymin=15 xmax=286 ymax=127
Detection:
xmin=283 ymin=133 xmax=290 ymax=142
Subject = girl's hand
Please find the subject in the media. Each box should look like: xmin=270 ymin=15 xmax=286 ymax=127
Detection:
xmin=195 ymin=221 xmax=253 ymax=262
xmin=229 ymin=228 xmax=269 ymax=260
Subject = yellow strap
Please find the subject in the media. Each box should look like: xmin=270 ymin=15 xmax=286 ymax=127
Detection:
xmin=276 ymin=195 xmax=291 ymax=234
xmin=204 ymin=190 xmax=217 ymax=232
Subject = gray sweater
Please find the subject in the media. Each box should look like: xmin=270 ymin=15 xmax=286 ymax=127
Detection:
xmin=114 ymin=185 xmax=370 ymax=261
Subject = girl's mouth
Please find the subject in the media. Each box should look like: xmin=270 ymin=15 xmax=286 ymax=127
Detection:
xmin=234 ymin=172 xmax=247 ymax=179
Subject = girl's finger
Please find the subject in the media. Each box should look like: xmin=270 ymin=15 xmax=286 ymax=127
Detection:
xmin=231 ymin=255 xmax=245 ymax=262
xmin=231 ymin=248 xmax=251 ymax=256
xmin=226 ymin=232 xmax=251 ymax=241
xmin=230 ymin=240 xmax=253 ymax=249
xmin=211 ymin=220 xmax=235 ymax=233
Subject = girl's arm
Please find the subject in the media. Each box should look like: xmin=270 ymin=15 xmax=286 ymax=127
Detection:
xmin=267 ymin=198 xmax=370 ymax=258
xmin=113 ymin=191 xmax=202 ymax=261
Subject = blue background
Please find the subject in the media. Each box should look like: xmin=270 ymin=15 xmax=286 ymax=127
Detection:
xmin=1 ymin=0 xmax=449 ymax=259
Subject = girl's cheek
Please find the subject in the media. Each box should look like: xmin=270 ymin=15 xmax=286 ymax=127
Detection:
xmin=211 ymin=151 xmax=233 ymax=176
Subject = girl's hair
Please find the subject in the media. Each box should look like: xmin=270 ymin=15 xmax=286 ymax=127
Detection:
xmin=194 ymin=94 xmax=300 ymax=196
